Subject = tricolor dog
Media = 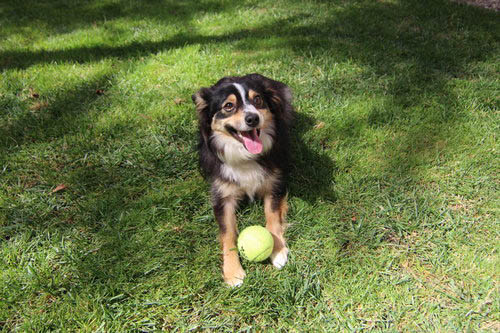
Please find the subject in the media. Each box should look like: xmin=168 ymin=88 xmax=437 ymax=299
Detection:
xmin=192 ymin=73 xmax=294 ymax=286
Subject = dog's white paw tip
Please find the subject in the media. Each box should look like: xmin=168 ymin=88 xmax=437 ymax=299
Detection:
xmin=271 ymin=248 xmax=289 ymax=269
xmin=226 ymin=278 xmax=244 ymax=288
xmin=224 ymin=269 xmax=246 ymax=287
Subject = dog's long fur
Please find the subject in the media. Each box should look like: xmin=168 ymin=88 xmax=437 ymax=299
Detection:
xmin=192 ymin=73 xmax=294 ymax=286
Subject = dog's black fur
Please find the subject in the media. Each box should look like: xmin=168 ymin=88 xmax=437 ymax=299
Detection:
xmin=192 ymin=73 xmax=294 ymax=286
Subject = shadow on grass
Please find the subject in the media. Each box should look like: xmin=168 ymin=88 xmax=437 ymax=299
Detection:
xmin=290 ymin=112 xmax=338 ymax=203
xmin=0 ymin=0 xmax=243 ymax=70
xmin=0 ymin=18 xmax=299 ymax=70
xmin=0 ymin=0 xmax=233 ymax=40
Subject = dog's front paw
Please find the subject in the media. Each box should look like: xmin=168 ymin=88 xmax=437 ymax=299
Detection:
xmin=223 ymin=264 xmax=246 ymax=287
xmin=271 ymin=247 xmax=289 ymax=269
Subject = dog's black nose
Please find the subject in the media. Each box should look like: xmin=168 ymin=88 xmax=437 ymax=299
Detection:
xmin=245 ymin=113 xmax=259 ymax=127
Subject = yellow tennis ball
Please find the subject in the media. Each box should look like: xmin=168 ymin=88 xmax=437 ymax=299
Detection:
xmin=237 ymin=226 xmax=274 ymax=262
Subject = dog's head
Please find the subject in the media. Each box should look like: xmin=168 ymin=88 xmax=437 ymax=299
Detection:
xmin=192 ymin=73 xmax=293 ymax=163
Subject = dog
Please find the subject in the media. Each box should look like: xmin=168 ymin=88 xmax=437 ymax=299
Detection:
xmin=192 ymin=73 xmax=294 ymax=286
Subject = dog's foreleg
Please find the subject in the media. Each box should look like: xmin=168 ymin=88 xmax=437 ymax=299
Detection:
xmin=213 ymin=194 xmax=245 ymax=286
xmin=264 ymin=192 xmax=289 ymax=269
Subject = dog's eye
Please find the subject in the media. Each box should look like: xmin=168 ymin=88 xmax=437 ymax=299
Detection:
xmin=253 ymin=95 xmax=263 ymax=108
xmin=223 ymin=102 xmax=234 ymax=112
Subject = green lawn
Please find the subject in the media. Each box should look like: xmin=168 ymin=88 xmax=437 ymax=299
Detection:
xmin=1 ymin=0 xmax=498 ymax=331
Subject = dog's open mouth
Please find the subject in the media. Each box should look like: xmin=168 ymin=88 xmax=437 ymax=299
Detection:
xmin=227 ymin=127 xmax=262 ymax=154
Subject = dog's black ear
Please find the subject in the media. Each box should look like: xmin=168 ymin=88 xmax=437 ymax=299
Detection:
xmin=192 ymin=87 xmax=213 ymax=147
xmin=192 ymin=87 xmax=212 ymax=114
xmin=246 ymin=73 xmax=294 ymax=126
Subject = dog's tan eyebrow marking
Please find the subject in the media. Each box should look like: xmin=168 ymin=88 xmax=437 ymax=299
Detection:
xmin=222 ymin=94 xmax=237 ymax=107
xmin=248 ymin=89 xmax=258 ymax=100
xmin=215 ymin=94 xmax=238 ymax=119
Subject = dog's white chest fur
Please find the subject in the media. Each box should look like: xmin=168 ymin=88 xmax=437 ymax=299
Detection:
xmin=221 ymin=161 xmax=266 ymax=199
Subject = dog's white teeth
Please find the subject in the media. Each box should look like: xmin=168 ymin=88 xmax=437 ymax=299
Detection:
xmin=238 ymin=129 xmax=261 ymax=137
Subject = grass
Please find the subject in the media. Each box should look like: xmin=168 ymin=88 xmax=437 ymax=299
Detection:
xmin=0 ymin=0 xmax=498 ymax=331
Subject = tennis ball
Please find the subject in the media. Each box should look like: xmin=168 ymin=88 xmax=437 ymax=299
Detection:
xmin=237 ymin=226 xmax=274 ymax=262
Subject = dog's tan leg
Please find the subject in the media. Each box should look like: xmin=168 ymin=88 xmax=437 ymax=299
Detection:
xmin=264 ymin=193 xmax=289 ymax=269
xmin=214 ymin=195 xmax=245 ymax=287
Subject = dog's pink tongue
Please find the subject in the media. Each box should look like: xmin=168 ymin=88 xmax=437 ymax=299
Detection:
xmin=241 ymin=129 xmax=262 ymax=154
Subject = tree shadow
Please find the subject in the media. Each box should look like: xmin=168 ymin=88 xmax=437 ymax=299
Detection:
xmin=0 ymin=0 xmax=239 ymax=69
xmin=0 ymin=16 xmax=298 ymax=70
xmin=0 ymin=0 xmax=232 ymax=37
